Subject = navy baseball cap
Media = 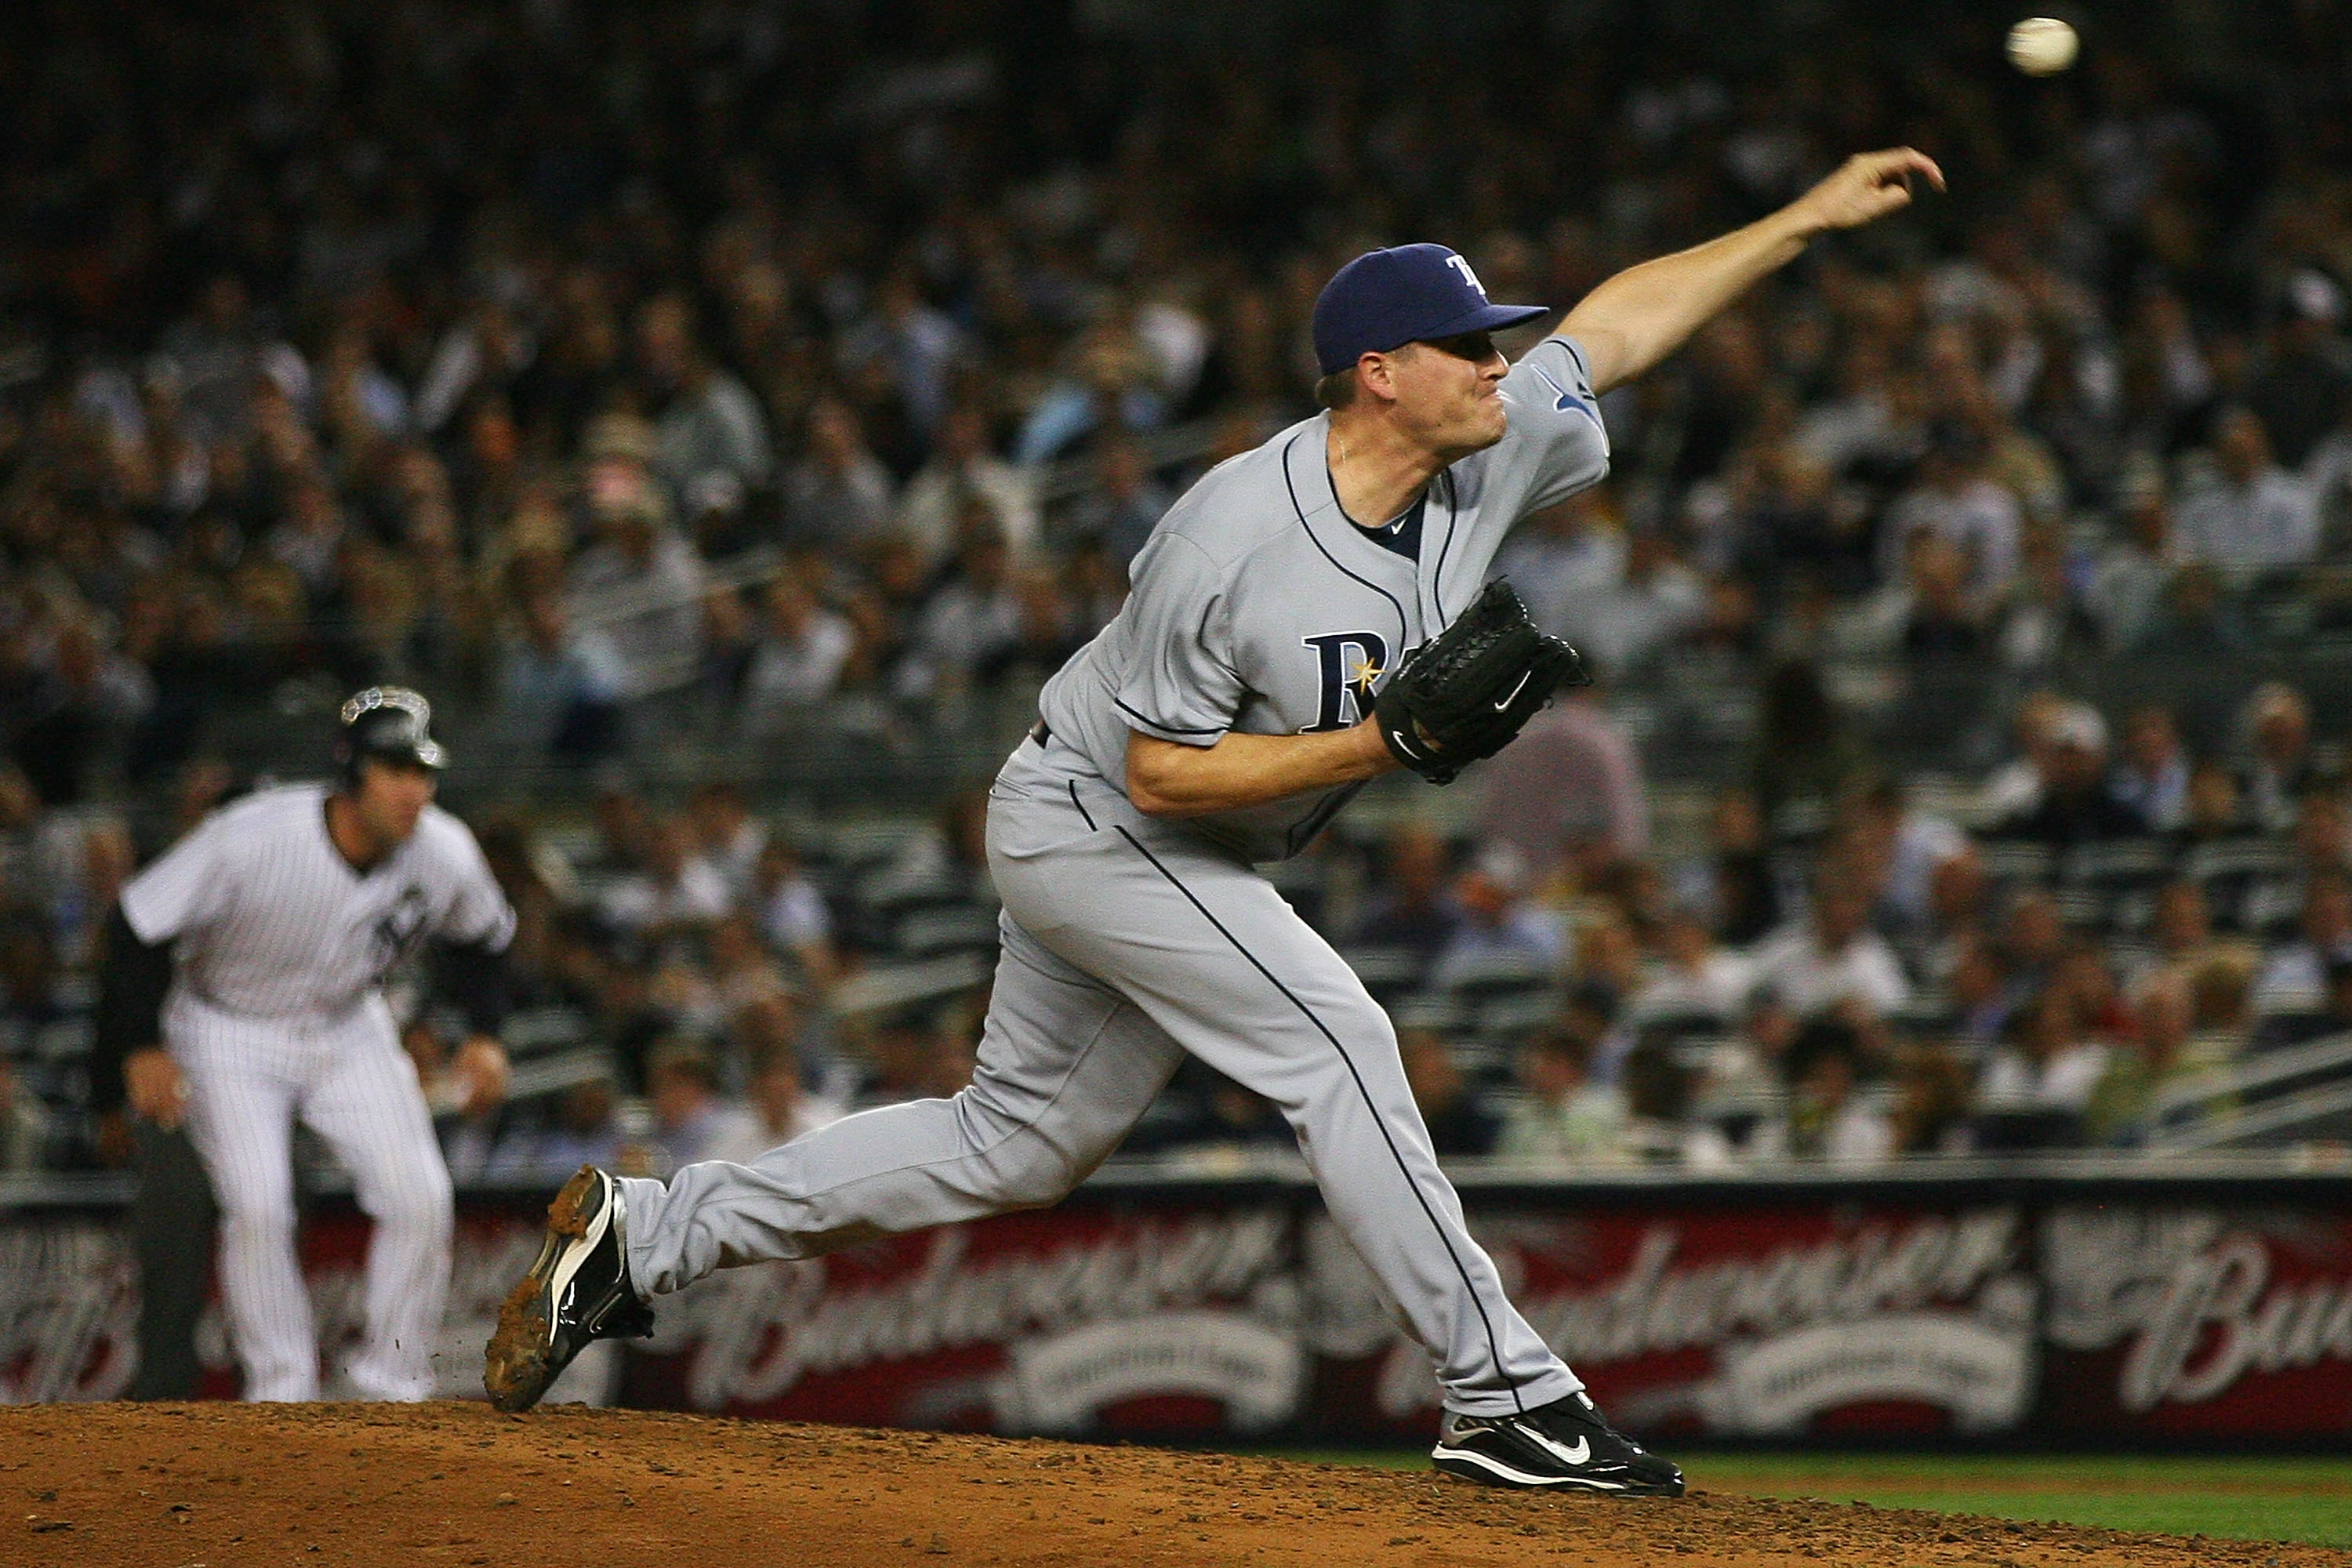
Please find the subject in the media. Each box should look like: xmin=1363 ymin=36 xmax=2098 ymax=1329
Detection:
xmin=1312 ymin=244 xmax=1549 ymax=376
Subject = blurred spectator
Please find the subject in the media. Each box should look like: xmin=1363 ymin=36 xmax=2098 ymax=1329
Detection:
xmin=1991 ymin=702 xmax=2147 ymax=847
xmin=899 ymin=525 xmax=1022 ymax=699
xmin=1398 ymin=1028 xmax=1498 ymax=1157
xmin=1615 ymin=1040 xmax=1736 ymax=1168
xmin=1431 ymin=844 xmax=1562 ymax=989
xmin=1627 ymin=906 xmax=1751 ymax=1028
xmin=1352 ymin=824 xmax=1459 ymax=965
xmin=1980 ymin=691 xmax=2069 ymax=820
xmin=597 ymin=815 xmax=731 ymax=942
xmin=1852 ymin=778 xmax=1969 ymax=938
xmin=898 ymin=405 xmax=1040 ymax=567
xmin=1495 ymin=1020 xmax=1626 ymax=1165
xmin=2241 ymin=683 xmax=2318 ymax=833
xmin=14 ymin=621 xmax=154 ymax=807
xmin=739 ymin=574 xmax=855 ymax=730
xmin=2172 ymin=761 xmax=2250 ymax=848
xmin=685 ymin=782 xmax=768 ymax=904
xmin=2083 ymin=971 xmax=2201 ymax=1145
xmin=1878 ymin=423 xmax=2021 ymax=609
xmin=2296 ymin=789 xmax=2352 ymax=877
xmin=1889 ymin=1044 xmax=1975 ymax=1156
xmin=862 ymin=787 xmax=993 ymax=911
xmin=1991 ymin=524 xmax=2102 ymax=679
xmin=2249 ymin=270 xmax=2352 ymax=472
xmin=0 ymin=1048 xmax=51 ymax=1172
xmin=644 ymin=1034 xmax=757 ymax=1171
xmin=2134 ymin=561 xmax=2251 ymax=662
xmin=1476 ymin=686 xmax=1648 ymax=880
xmin=1748 ymin=879 xmax=1909 ymax=1022
xmin=1995 ymin=887 xmax=2069 ymax=1001
xmin=1978 ymin=989 xmax=2110 ymax=1142
xmin=1686 ymin=788 xmax=1780 ymax=946
xmin=707 ymin=1040 xmax=847 ymax=1165
xmin=636 ymin=292 xmax=774 ymax=509
xmin=1575 ymin=529 xmax=1705 ymax=679
xmin=1493 ymin=489 xmax=1624 ymax=648
xmin=781 ymin=399 xmax=895 ymax=552
xmin=848 ymin=1006 xmax=971 ymax=1109
xmin=2256 ymin=873 xmax=2352 ymax=1015
xmin=487 ymin=1073 xmax=624 ymax=1183
xmin=750 ymin=838 xmax=839 ymax=991
xmin=499 ymin=586 xmax=626 ymax=764
xmin=2110 ymin=704 xmax=2191 ymax=833
xmin=1754 ymin=660 xmax=1863 ymax=838
xmin=2144 ymin=879 xmax=2256 ymax=986
xmin=2084 ymin=461 xmax=2178 ymax=652
xmin=1062 ymin=435 xmax=1174 ymax=571
xmin=976 ymin=566 xmax=1090 ymax=688
xmin=2173 ymin=408 xmax=2321 ymax=570
xmin=1154 ymin=1065 xmax=1295 ymax=1157
xmin=2187 ymin=952 xmax=2260 ymax=1066
xmin=1756 ymin=1018 xmax=1893 ymax=1163
xmin=567 ymin=471 xmax=706 ymax=695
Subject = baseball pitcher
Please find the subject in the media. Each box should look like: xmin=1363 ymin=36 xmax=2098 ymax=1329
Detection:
xmin=488 ymin=150 xmax=1942 ymax=1490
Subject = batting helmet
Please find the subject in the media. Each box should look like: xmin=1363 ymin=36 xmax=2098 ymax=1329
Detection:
xmin=337 ymin=686 xmax=448 ymax=785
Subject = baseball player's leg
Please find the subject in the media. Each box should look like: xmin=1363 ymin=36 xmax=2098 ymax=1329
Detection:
xmin=622 ymin=910 xmax=1185 ymax=1296
xmin=299 ymin=1012 xmax=454 ymax=1401
xmin=1005 ymin=804 xmax=1579 ymax=1418
xmin=174 ymin=1028 xmax=318 ymax=1401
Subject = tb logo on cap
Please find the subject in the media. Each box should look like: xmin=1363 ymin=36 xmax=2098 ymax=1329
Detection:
xmin=1444 ymin=253 xmax=1487 ymax=299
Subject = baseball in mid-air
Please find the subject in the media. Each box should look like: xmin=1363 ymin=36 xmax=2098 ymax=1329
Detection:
xmin=2006 ymin=16 xmax=2078 ymax=76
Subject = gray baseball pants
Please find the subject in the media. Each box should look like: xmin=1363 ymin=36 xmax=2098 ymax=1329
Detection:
xmin=619 ymin=739 xmax=1580 ymax=1417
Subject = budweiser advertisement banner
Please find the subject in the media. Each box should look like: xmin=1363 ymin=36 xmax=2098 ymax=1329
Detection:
xmin=6 ymin=1178 xmax=2352 ymax=1441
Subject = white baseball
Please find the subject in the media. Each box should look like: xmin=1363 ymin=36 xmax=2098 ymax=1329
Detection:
xmin=2006 ymin=16 xmax=2078 ymax=76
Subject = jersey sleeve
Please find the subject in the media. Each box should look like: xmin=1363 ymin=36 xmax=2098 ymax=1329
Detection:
xmin=119 ymin=813 xmax=232 ymax=944
xmin=1112 ymin=532 xmax=1246 ymax=748
xmin=1485 ymin=335 xmax=1613 ymax=519
xmin=434 ymin=818 xmax=518 ymax=953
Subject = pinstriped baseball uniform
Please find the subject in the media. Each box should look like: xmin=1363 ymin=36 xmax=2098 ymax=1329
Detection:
xmin=621 ymin=336 xmax=1609 ymax=1418
xmin=122 ymin=783 xmax=515 ymax=1401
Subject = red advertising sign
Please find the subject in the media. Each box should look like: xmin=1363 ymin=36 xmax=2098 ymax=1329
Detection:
xmin=5 ymin=1178 xmax=2350 ymax=1442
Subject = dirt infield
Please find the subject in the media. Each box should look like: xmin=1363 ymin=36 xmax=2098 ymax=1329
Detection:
xmin=2 ymin=1403 xmax=2343 ymax=1568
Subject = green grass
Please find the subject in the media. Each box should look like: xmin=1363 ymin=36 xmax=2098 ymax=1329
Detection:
xmin=1265 ymin=1450 xmax=2352 ymax=1548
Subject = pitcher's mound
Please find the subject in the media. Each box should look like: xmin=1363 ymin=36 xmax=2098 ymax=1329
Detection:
xmin=0 ymin=1401 xmax=2335 ymax=1566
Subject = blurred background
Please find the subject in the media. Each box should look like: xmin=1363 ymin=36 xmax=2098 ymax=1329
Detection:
xmin=5 ymin=0 xmax=2352 ymax=1439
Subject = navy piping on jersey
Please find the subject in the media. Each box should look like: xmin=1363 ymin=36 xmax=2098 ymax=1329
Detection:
xmin=1282 ymin=782 xmax=1367 ymax=859
xmin=1066 ymin=780 xmax=1097 ymax=832
xmin=1283 ymin=432 xmax=1410 ymax=658
xmin=1427 ymin=467 xmax=1462 ymax=631
xmin=1114 ymin=696 xmax=1224 ymax=738
xmin=1112 ymin=822 xmax=1527 ymax=1414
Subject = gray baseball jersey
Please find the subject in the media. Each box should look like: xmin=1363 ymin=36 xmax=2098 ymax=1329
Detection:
xmin=124 ymin=782 xmax=514 ymax=1402
xmin=1037 ymin=333 xmax=1609 ymax=861
xmin=619 ymin=335 xmax=1611 ymax=1422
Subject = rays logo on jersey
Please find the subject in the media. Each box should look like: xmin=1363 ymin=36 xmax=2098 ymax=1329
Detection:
xmin=1300 ymin=630 xmax=1391 ymax=732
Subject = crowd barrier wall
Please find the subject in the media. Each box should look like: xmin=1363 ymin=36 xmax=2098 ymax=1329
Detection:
xmin=6 ymin=1161 xmax=2350 ymax=1444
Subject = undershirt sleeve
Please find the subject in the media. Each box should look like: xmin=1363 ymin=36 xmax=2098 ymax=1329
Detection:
xmin=90 ymin=902 xmax=173 ymax=1112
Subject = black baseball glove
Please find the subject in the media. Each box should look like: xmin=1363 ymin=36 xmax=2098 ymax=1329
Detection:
xmin=1373 ymin=579 xmax=1590 ymax=785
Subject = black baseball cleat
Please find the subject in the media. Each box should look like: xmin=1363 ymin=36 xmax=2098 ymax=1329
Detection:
xmin=1431 ymin=1389 xmax=1685 ymax=1496
xmin=484 ymin=1165 xmax=654 ymax=1413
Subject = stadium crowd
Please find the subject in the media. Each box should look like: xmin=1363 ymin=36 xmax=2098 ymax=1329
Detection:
xmin=5 ymin=0 xmax=2352 ymax=1175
